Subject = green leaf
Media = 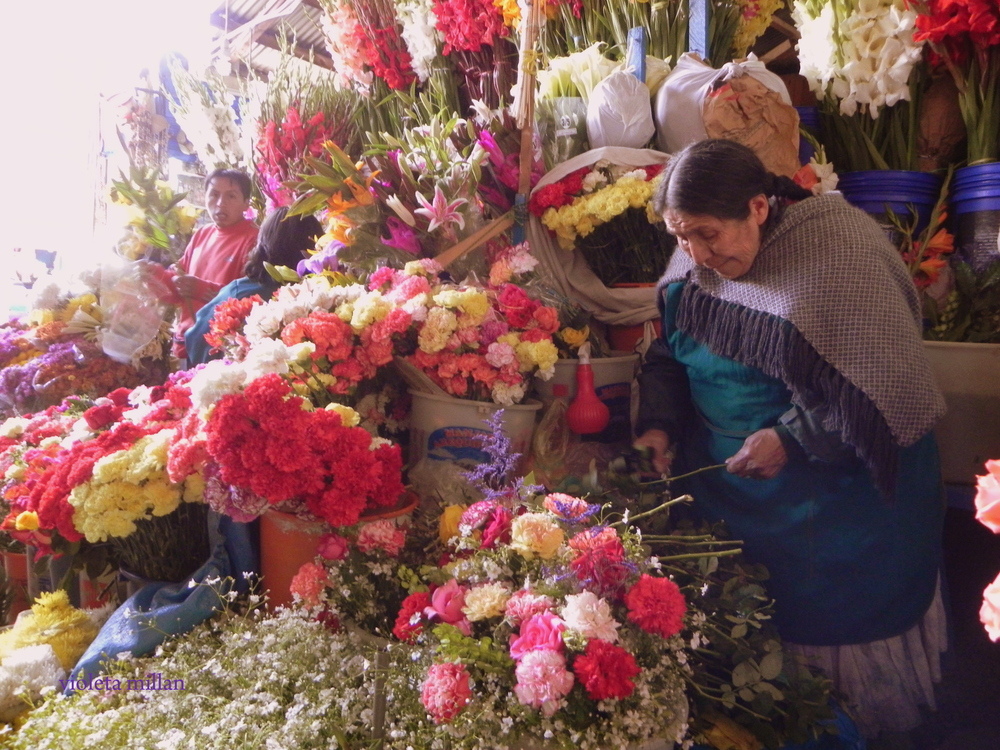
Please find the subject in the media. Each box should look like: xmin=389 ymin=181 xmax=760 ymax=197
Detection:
xmin=759 ymin=651 xmax=784 ymax=681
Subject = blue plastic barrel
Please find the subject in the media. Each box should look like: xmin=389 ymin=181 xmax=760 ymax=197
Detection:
xmin=951 ymin=163 xmax=1000 ymax=271
xmin=838 ymin=170 xmax=943 ymax=237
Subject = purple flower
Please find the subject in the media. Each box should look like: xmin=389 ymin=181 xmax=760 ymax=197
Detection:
xmin=297 ymin=243 xmax=344 ymax=276
xmin=381 ymin=217 xmax=422 ymax=255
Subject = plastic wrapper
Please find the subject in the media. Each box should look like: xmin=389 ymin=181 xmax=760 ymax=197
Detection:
xmin=587 ymin=70 xmax=656 ymax=150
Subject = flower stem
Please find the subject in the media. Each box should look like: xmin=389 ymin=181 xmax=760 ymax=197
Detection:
xmin=657 ymin=548 xmax=743 ymax=563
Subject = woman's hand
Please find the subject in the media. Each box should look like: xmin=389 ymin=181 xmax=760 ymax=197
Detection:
xmin=726 ymin=428 xmax=787 ymax=480
xmin=633 ymin=429 xmax=674 ymax=475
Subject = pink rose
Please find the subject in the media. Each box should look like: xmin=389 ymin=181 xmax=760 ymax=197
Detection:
xmin=509 ymin=612 xmax=566 ymax=660
xmin=426 ymin=579 xmax=472 ymax=634
xmin=356 ymin=520 xmax=407 ymax=556
xmin=421 ymin=662 xmax=473 ymax=724
xmin=975 ymin=459 xmax=1000 ymax=534
xmin=981 ymin=571 xmax=1000 ymax=642
xmin=317 ymin=533 xmax=350 ymax=561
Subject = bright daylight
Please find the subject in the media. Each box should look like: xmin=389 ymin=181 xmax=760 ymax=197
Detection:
xmin=1 ymin=1 xmax=999 ymax=749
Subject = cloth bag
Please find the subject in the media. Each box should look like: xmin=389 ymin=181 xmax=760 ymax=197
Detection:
xmin=654 ymin=53 xmax=793 ymax=154
xmin=528 ymin=146 xmax=671 ymax=327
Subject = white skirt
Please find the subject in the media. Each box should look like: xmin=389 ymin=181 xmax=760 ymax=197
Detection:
xmin=785 ymin=577 xmax=947 ymax=738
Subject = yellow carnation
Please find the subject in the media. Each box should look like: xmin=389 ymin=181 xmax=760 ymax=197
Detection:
xmin=463 ymin=582 xmax=511 ymax=621
xmin=14 ymin=511 xmax=39 ymax=531
xmin=327 ymin=403 xmax=361 ymax=427
xmin=439 ymin=504 xmax=467 ymax=543
xmin=510 ymin=513 xmax=564 ymax=560
xmin=0 ymin=590 xmax=99 ymax=671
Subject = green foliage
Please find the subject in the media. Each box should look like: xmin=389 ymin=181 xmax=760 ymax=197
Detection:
xmin=925 ymin=258 xmax=1000 ymax=343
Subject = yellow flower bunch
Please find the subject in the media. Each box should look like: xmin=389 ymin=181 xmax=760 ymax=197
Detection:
xmin=734 ymin=0 xmax=785 ymax=58
xmin=417 ymin=307 xmax=459 ymax=354
xmin=433 ymin=288 xmax=490 ymax=326
xmin=0 ymin=590 xmax=99 ymax=671
xmin=497 ymin=333 xmax=559 ymax=376
xmin=68 ymin=431 xmax=204 ymax=543
xmin=541 ymin=175 xmax=660 ymax=250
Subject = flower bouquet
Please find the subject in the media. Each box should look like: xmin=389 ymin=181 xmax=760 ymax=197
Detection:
xmin=529 ymin=159 xmax=674 ymax=285
xmin=913 ymin=0 xmax=1000 ymax=165
xmin=792 ymin=0 xmax=928 ymax=171
xmin=107 ymin=164 xmax=201 ymax=265
xmin=287 ymin=412 xmax=840 ymax=749
xmin=0 ymin=275 xmax=169 ymax=421
xmin=0 ymin=374 xmax=208 ymax=585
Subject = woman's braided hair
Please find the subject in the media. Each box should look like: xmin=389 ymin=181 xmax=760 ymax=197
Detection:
xmin=652 ymin=139 xmax=812 ymax=220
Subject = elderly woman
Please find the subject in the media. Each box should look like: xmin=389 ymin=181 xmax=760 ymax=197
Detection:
xmin=635 ymin=139 xmax=946 ymax=743
xmin=184 ymin=207 xmax=322 ymax=365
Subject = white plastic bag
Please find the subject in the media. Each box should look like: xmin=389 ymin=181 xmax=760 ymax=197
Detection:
xmin=587 ymin=70 xmax=656 ymax=150
xmin=654 ymin=53 xmax=792 ymax=154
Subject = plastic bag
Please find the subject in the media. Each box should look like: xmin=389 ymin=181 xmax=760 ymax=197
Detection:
xmin=587 ymin=70 xmax=656 ymax=150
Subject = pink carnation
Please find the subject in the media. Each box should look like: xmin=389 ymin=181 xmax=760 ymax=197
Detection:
xmin=421 ymin=662 xmax=473 ymax=724
xmin=289 ymin=562 xmax=328 ymax=608
xmin=514 ymin=649 xmax=575 ymax=716
xmin=505 ymin=589 xmax=556 ymax=626
xmin=543 ymin=493 xmax=597 ymax=522
xmin=356 ymin=519 xmax=407 ymax=556
xmin=981 ymin=571 xmax=1000 ymax=642
xmin=624 ymin=574 xmax=687 ymax=638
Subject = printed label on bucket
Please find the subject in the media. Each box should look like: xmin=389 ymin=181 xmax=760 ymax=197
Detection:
xmin=426 ymin=426 xmax=492 ymax=464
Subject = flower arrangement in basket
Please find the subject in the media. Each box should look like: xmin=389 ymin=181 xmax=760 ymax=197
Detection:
xmin=529 ymin=159 xmax=675 ymax=285
xmin=286 ymin=413 xmax=840 ymax=750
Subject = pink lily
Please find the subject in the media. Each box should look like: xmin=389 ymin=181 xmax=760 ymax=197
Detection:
xmin=414 ymin=186 xmax=467 ymax=234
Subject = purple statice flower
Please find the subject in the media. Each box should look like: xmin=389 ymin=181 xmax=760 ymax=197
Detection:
xmin=462 ymin=410 xmax=544 ymax=504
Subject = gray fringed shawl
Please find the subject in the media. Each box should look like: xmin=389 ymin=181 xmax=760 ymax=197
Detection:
xmin=657 ymin=193 xmax=945 ymax=495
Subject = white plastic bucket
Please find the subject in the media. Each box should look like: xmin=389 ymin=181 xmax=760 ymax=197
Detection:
xmin=923 ymin=341 xmax=1000 ymax=485
xmin=408 ymin=390 xmax=542 ymax=467
xmin=533 ymin=353 xmax=640 ymax=443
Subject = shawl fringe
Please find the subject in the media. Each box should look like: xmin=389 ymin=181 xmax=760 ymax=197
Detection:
xmin=674 ymin=283 xmax=900 ymax=497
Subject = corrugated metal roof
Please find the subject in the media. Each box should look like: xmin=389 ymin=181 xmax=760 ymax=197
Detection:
xmin=210 ymin=0 xmax=331 ymax=74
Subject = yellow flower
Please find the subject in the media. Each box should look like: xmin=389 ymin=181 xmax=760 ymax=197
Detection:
xmin=0 ymin=590 xmax=99 ymax=671
xmin=14 ymin=511 xmax=39 ymax=531
xmin=510 ymin=513 xmax=564 ymax=560
xmin=493 ymin=0 xmax=520 ymax=27
xmin=439 ymin=504 xmax=467 ymax=543
xmin=558 ymin=326 xmax=590 ymax=349
xmin=434 ymin=289 xmax=490 ymax=326
xmin=327 ymin=403 xmax=361 ymax=427
xmin=463 ymin=582 xmax=511 ymax=621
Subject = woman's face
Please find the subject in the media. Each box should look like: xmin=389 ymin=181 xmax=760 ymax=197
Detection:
xmin=662 ymin=195 xmax=770 ymax=280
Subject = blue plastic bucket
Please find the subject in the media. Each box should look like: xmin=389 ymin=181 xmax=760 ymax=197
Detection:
xmin=838 ymin=170 xmax=942 ymax=236
xmin=951 ymin=163 xmax=1000 ymax=270
xmin=795 ymin=106 xmax=820 ymax=166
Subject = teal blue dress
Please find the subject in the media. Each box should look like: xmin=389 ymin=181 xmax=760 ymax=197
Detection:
xmin=646 ymin=283 xmax=944 ymax=646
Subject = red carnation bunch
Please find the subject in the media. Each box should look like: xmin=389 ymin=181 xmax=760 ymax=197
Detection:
xmin=527 ymin=168 xmax=588 ymax=217
xmin=624 ymin=573 xmax=688 ymax=639
xmin=204 ymin=374 xmax=404 ymax=526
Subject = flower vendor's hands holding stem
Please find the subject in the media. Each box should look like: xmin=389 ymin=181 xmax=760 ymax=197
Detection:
xmin=725 ymin=428 xmax=788 ymax=480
